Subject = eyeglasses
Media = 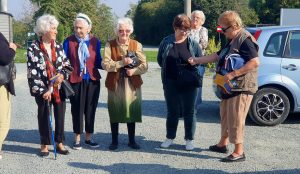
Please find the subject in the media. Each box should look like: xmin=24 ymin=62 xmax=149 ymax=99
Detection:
xmin=119 ymin=29 xmax=131 ymax=34
xmin=221 ymin=26 xmax=232 ymax=33
xmin=178 ymin=28 xmax=191 ymax=34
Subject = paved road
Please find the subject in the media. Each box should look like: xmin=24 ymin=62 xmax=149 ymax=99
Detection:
xmin=0 ymin=63 xmax=300 ymax=174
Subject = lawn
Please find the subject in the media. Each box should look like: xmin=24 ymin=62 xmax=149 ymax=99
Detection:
xmin=15 ymin=49 xmax=158 ymax=63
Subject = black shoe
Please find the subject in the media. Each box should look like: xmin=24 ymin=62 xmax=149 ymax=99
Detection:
xmin=109 ymin=143 xmax=118 ymax=150
xmin=209 ymin=144 xmax=229 ymax=153
xmin=221 ymin=153 xmax=246 ymax=162
xmin=73 ymin=142 xmax=82 ymax=150
xmin=40 ymin=151 xmax=49 ymax=157
xmin=128 ymin=142 xmax=140 ymax=150
xmin=56 ymin=146 xmax=70 ymax=155
xmin=85 ymin=140 xmax=99 ymax=148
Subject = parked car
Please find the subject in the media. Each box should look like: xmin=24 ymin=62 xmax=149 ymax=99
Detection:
xmin=247 ymin=26 xmax=300 ymax=126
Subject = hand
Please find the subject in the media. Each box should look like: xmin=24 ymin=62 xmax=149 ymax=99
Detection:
xmin=188 ymin=57 xmax=197 ymax=66
xmin=54 ymin=73 xmax=64 ymax=86
xmin=224 ymin=71 xmax=236 ymax=83
xmin=9 ymin=43 xmax=17 ymax=51
xmin=43 ymin=91 xmax=52 ymax=101
xmin=123 ymin=57 xmax=133 ymax=66
xmin=126 ymin=68 xmax=135 ymax=76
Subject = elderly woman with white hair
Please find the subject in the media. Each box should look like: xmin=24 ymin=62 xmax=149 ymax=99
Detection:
xmin=63 ymin=13 xmax=102 ymax=150
xmin=190 ymin=10 xmax=208 ymax=109
xmin=27 ymin=14 xmax=71 ymax=157
xmin=102 ymin=17 xmax=148 ymax=150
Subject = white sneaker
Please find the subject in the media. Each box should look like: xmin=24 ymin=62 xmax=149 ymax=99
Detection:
xmin=185 ymin=140 xmax=194 ymax=151
xmin=161 ymin=139 xmax=173 ymax=148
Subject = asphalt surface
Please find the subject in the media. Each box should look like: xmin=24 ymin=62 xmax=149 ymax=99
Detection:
xmin=0 ymin=63 xmax=299 ymax=174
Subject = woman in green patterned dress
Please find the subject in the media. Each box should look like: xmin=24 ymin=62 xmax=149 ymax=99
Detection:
xmin=102 ymin=17 xmax=148 ymax=150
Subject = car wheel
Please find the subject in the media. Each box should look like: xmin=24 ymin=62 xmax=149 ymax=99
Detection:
xmin=249 ymin=87 xmax=290 ymax=126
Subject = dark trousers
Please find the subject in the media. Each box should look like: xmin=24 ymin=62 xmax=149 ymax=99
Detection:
xmin=164 ymin=79 xmax=197 ymax=140
xmin=110 ymin=122 xmax=136 ymax=144
xmin=35 ymin=95 xmax=66 ymax=145
xmin=70 ymin=80 xmax=100 ymax=134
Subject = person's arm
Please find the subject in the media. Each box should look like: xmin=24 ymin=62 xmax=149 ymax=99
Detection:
xmin=157 ymin=39 xmax=165 ymax=67
xmin=126 ymin=42 xmax=148 ymax=76
xmin=27 ymin=44 xmax=49 ymax=96
xmin=188 ymin=53 xmax=219 ymax=65
xmin=0 ymin=33 xmax=16 ymax=65
xmin=225 ymin=57 xmax=259 ymax=83
xmin=101 ymin=42 xmax=125 ymax=72
xmin=225 ymin=38 xmax=260 ymax=82
xmin=199 ymin=27 xmax=208 ymax=50
xmin=97 ymin=39 xmax=103 ymax=69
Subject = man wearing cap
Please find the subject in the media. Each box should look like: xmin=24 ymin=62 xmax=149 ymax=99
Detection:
xmin=63 ymin=13 xmax=102 ymax=150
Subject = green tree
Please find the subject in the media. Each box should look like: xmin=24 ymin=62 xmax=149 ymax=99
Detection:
xmin=192 ymin=0 xmax=259 ymax=40
xmin=249 ymin=0 xmax=300 ymax=25
xmin=134 ymin=0 xmax=183 ymax=45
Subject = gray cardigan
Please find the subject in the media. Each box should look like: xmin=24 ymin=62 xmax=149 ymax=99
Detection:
xmin=157 ymin=34 xmax=202 ymax=86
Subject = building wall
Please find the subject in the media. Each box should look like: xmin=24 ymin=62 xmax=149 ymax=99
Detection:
xmin=0 ymin=12 xmax=13 ymax=42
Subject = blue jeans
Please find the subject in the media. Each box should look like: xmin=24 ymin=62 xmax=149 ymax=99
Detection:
xmin=196 ymin=65 xmax=205 ymax=107
xmin=163 ymin=79 xmax=197 ymax=140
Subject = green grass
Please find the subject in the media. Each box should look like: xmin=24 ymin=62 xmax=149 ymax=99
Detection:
xmin=15 ymin=48 xmax=27 ymax=63
xmin=144 ymin=50 xmax=157 ymax=62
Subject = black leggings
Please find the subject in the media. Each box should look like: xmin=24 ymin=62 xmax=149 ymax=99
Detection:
xmin=110 ymin=122 xmax=136 ymax=144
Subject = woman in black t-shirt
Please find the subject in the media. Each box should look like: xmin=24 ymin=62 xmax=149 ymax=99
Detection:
xmin=188 ymin=11 xmax=259 ymax=162
xmin=157 ymin=14 xmax=202 ymax=151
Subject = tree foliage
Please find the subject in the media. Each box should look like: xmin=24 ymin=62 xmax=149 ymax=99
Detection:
xmin=27 ymin=0 xmax=115 ymax=43
xmin=249 ymin=0 xmax=300 ymax=25
xmin=133 ymin=0 xmax=259 ymax=45
xmin=133 ymin=0 xmax=183 ymax=45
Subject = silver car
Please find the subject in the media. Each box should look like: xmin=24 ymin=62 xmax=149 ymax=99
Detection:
xmin=247 ymin=26 xmax=300 ymax=126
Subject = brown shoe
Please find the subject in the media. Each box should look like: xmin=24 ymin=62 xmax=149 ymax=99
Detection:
xmin=209 ymin=144 xmax=229 ymax=153
xmin=221 ymin=153 xmax=246 ymax=162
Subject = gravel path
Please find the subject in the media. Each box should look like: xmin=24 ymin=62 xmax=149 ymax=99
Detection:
xmin=0 ymin=63 xmax=299 ymax=174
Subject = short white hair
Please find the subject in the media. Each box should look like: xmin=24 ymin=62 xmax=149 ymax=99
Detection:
xmin=115 ymin=17 xmax=134 ymax=34
xmin=34 ymin=14 xmax=59 ymax=36
xmin=74 ymin=13 xmax=92 ymax=30
xmin=191 ymin=10 xmax=206 ymax=25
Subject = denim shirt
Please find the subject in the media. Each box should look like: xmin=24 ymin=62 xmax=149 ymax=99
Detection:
xmin=157 ymin=34 xmax=202 ymax=86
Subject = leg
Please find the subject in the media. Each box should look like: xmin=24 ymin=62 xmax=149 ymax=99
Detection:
xmin=228 ymin=94 xmax=253 ymax=156
xmin=218 ymin=99 xmax=229 ymax=147
xmin=109 ymin=122 xmax=119 ymax=150
xmin=127 ymin=122 xmax=140 ymax=149
xmin=164 ymin=80 xmax=181 ymax=140
xmin=70 ymin=82 xmax=85 ymax=143
xmin=0 ymin=86 xmax=11 ymax=152
xmin=181 ymin=87 xmax=197 ymax=140
xmin=53 ymin=99 xmax=69 ymax=155
xmin=195 ymin=65 xmax=205 ymax=108
xmin=84 ymin=80 xmax=100 ymax=139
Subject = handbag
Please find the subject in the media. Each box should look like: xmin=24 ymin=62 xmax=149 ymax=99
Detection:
xmin=124 ymin=51 xmax=140 ymax=69
xmin=0 ymin=62 xmax=16 ymax=85
xmin=61 ymin=80 xmax=75 ymax=98
xmin=177 ymin=66 xmax=202 ymax=88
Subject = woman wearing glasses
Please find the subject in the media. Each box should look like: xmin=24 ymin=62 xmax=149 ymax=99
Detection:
xmin=188 ymin=11 xmax=259 ymax=162
xmin=190 ymin=10 xmax=208 ymax=110
xmin=102 ymin=17 xmax=148 ymax=150
xmin=157 ymin=14 xmax=202 ymax=151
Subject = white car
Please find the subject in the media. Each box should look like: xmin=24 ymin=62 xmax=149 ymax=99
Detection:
xmin=247 ymin=26 xmax=300 ymax=126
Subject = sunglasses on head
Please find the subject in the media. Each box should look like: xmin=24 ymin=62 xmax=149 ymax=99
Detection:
xmin=221 ymin=26 xmax=232 ymax=33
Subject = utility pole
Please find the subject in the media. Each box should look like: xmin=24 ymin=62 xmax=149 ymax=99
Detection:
xmin=184 ymin=0 xmax=191 ymax=17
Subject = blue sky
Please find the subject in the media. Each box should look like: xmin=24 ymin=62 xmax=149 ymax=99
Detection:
xmin=8 ymin=0 xmax=139 ymax=19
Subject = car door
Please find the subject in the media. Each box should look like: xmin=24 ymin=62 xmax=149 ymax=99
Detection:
xmin=282 ymin=30 xmax=300 ymax=109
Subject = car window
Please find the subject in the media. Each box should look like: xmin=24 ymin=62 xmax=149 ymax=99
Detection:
xmin=263 ymin=32 xmax=287 ymax=57
xmin=284 ymin=31 xmax=300 ymax=58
